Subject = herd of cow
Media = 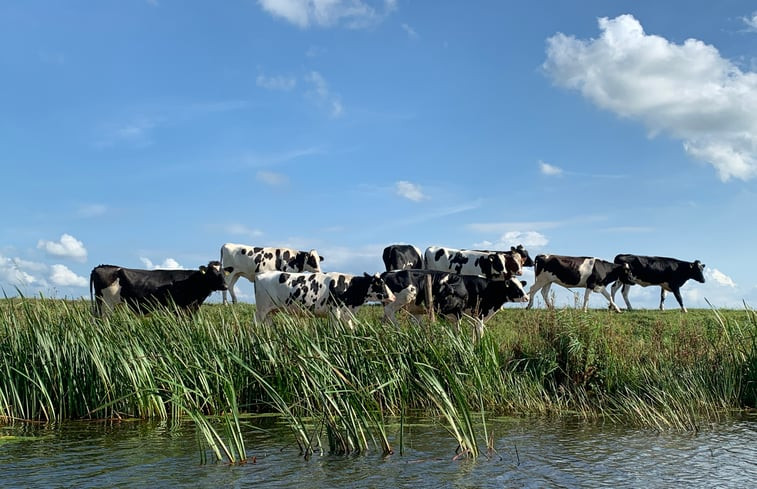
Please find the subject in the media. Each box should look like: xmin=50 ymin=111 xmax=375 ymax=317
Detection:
xmin=89 ymin=243 xmax=706 ymax=338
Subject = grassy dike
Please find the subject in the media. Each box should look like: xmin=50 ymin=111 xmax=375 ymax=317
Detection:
xmin=1 ymin=297 xmax=755 ymax=462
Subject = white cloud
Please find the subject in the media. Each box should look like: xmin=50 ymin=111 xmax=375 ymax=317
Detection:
xmin=140 ymin=257 xmax=183 ymax=270
xmin=258 ymin=0 xmax=397 ymax=29
xmin=257 ymin=170 xmax=289 ymax=186
xmin=539 ymin=160 xmax=563 ymax=176
xmin=474 ymin=231 xmax=549 ymax=250
xmin=402 ymin=23 xmax=418 ymax=38
xmin=37 ymin=234 xmax=87 ymax=262
xmin=544 ymin=14 xmax=757 ymax=181
xmin=743 ymin=12 xmax=757 ymax=31
xmin=707 ymin=268 xmax=736 ymax=288
xmin=49 ymin=265 xmax=87 ymax=287
xmin=305 ymin=71 xmax=343 ymax=117
xmin=256 ymin=74 xmax=296 ymax=91
xmin=395 ymin=180 xmax=428 ymax=202
xmin=0 ymin=254 xmax=44 ymax=287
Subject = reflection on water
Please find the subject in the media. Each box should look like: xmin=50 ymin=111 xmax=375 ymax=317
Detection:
xmin=1 ymin=416 xmax=755 ymax=488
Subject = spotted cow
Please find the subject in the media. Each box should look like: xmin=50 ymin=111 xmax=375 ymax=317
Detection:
xmin=380 ymin=269 xmax=469 ymax=325
xmin=220 ymin=243 xmax=324 ymax=304
xmin=526 ymin=254 xmax=634 ymax=312
xmin=458 ymin=275 xmax=530 ymax=339
xmin=610 ymin=254 xmax=706 ymax=312
xmin=424 ymin=246 xmax=524 ymax=279
xmin=253 ymin=271 xmax=394 ymax=327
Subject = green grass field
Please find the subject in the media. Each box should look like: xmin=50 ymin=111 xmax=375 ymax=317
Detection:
xmin=1 ymin=297 xmax=755 ymax=461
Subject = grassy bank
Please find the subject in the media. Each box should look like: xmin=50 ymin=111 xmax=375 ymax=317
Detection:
xmin=0 ymin=298 xmax=755 ymax=461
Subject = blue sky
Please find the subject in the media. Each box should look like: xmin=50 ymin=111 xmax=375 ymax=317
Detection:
xmin=2 ymin=0 xmax=756 ymax=309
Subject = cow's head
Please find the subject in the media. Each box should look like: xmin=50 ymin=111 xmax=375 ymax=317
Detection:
xmin=503 ymin=253 xmax=524 ymax=276
xmin=511 ymin=245 xmax=534 ymax=267
xmin=691 ymin=260 xmax=706 ymax=283
xmin=480 ymin=253 xmax=509 ymax=279
xmin=617 ymin=262 xmax=636 ymax=285
xmin=200 ymin=261 xmax=232 ymax=291
xmin=363 ymin=273 xmax=395 ymax=304
xmin=503 ymin=278 xmax=529 ymax=303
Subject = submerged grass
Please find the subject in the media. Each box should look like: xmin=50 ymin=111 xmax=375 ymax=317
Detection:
xmin=0 ymin=297 xmax=755 ymax=462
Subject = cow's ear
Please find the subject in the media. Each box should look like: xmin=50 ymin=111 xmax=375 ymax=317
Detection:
xmin=520 ymin=280 xmax=527 ymax=287
xmin=224 ymin=266 xmax=234 ymax=274
xmin=364 ymin=272 xmax=370 ymax=277
xmin=199 ymin=266 xmax=207 ymax=274
xmin=319 ymin=256 xmax=325 ymax=262
xmin=511 ymin=246 xmax=517 ymax=252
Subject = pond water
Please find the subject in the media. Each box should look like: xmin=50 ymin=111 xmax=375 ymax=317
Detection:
xmin=1 ymin=415 xmax=755 ymax=488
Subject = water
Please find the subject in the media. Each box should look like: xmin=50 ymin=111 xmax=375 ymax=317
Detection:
xmin=1 ymin=416 xmax=755 ymax=488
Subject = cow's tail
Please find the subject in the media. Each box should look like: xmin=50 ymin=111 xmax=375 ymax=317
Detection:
xmin=533 ymin=254 xmax=547 ymax=276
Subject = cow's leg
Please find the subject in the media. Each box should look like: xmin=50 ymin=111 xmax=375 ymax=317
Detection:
xmin=620 ymin=284 xmax=633 ymax=310
xmin=610 ymin=281 xmax=624 ymax=308
xmin=223 ymin=273 xmax=242 ymax=305
xmin=671 ymin=287 xmax=687 ymax=312
xmin=582 ymin=288 xmax=592 ymax=311
xmin=659 ymin=288 xmax=667 ymax=311
xmin=383 ymin=286 xmax=416 ymax=326
xmin=541 ymin=283 xmax=554 ymax=309
xmin=99 ymin=279 xmax=122 ymax=317
xmin=473 ymin=317 xmax=485 ymax=343
xmin=527 ymin=278 xmax=547 ymax=309
xmin=597 ymin=286 xmax=621 ymax=312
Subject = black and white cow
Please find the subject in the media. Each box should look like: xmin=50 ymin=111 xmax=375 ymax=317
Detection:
xmin=90 ymin=261 xmax=231 ymax=316
xmin=424 ymin=246 xmax=523 ymax=279
xmin=253 ymin=271 xmax=395 ymax=327
xmin=220 ymin=243 xmax=324 ymax=304
xmin=380 ymin=269 xmax=469 ymax=324
xmin=459 ymin=275 xmax=529 ymax=339
xmin=382 ymin=244 xmax=424 ymax=271
xmin=526 ymin=255 xmax=634 ymax=312
xmin=610 ymin=254 xmax=706 ymax=312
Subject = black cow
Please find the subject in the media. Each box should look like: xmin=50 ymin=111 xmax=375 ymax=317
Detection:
xmin=610 ymin=254 xmax=706 ymax=312
xmin=526 ymin=254 xmax=634 ymax=312
xmin=382 ymin=244 xmax=423 ymax=271
xmin=90 ymin=261 xmax=231 ymax=316
xmin=459 ymin=275 xmax=529 ymax=339
xmin=380 ymin=269 xmax=469 ymax=324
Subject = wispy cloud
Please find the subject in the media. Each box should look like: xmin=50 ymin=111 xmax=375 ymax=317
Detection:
xmin=544 ymin=14 xmax=757 ymax=181
xmin=475 ymin=231 xmax=549 ymax=249
xmin=256 ymin=74 xmax=297 ymax=91
xmin=402 ymin=23 xmax=419 ymax=38
xmin=225 ymin=224 xmax=264 ymax=240
xmin=76 ymin=204 xmax=108 ymax=218
xmin=37 ymin=234 xmax=88 ymax=262
xmin=395 ymin=180 xmax=428 ymax=202
xmin=743 ymin=12 xmax=757 ymax=31
xmin=242 ymin=146 xmax=323 ymax=168
xmin=305 ymin=71 xmax=343 ymax=117
xmin=539 ymin=160 xmax=563 ymax=176
xmin=257 ymin=170 xmax=289 ymax=186
xmin=258 ymin=0 xmax=397 ymax=29
xmin=708 ymin=268 xmax=736 ymax=287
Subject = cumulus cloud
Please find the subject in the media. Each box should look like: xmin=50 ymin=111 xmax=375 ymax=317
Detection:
xmin=707 ymin=268 xmax=736 ymax=288
xmin=0 ymin=254 xmax=44 ymax=287
xmin=49 ymin=265 xmax=87 ymax=287
xmin=395 ymin=180 xmax=428 ymax=202
xmin=305 ymin=71 xmax=343 ymax=117
xmin=544 ymin=14 xmax=757 ymax=181
xmin=257 ymin=170 xmax=289 ymax=186
xmin=140 ymin=257 xmax=183 ymax=270
xmin=256 ymin=74 xmax=296 ymax=91
xmin=474 ymin=231 xmax=549 ymax=250
xmin=258 ymin=0 xmax=397 ymax=29
xmin=539 ymin=160 xmax=563 ymax=176
xmin=37 ymin=234 xmax=87 ymax=262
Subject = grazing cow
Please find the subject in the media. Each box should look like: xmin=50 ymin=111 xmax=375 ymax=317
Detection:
xmin=424 ymin=246 xmax=523 ymax=279
xmin=610 ymin=254 xmax=706 ymax=312
xmin=526 ymin=255 xmax=634 ymax=312
xmin=254 ymin=271 xmax=395 ymax=327
xmin=90 ymin=261 xmax=231 ymax=316
xmin=380 ymin=270 xmax=469 ymax=324
xmin=382 ymin=244 xmax=424 ymax=271
xmin=459 ymin=275 xmax=529 ymax=339
xmin=220 ymin=243 xmax=324 ymax=304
